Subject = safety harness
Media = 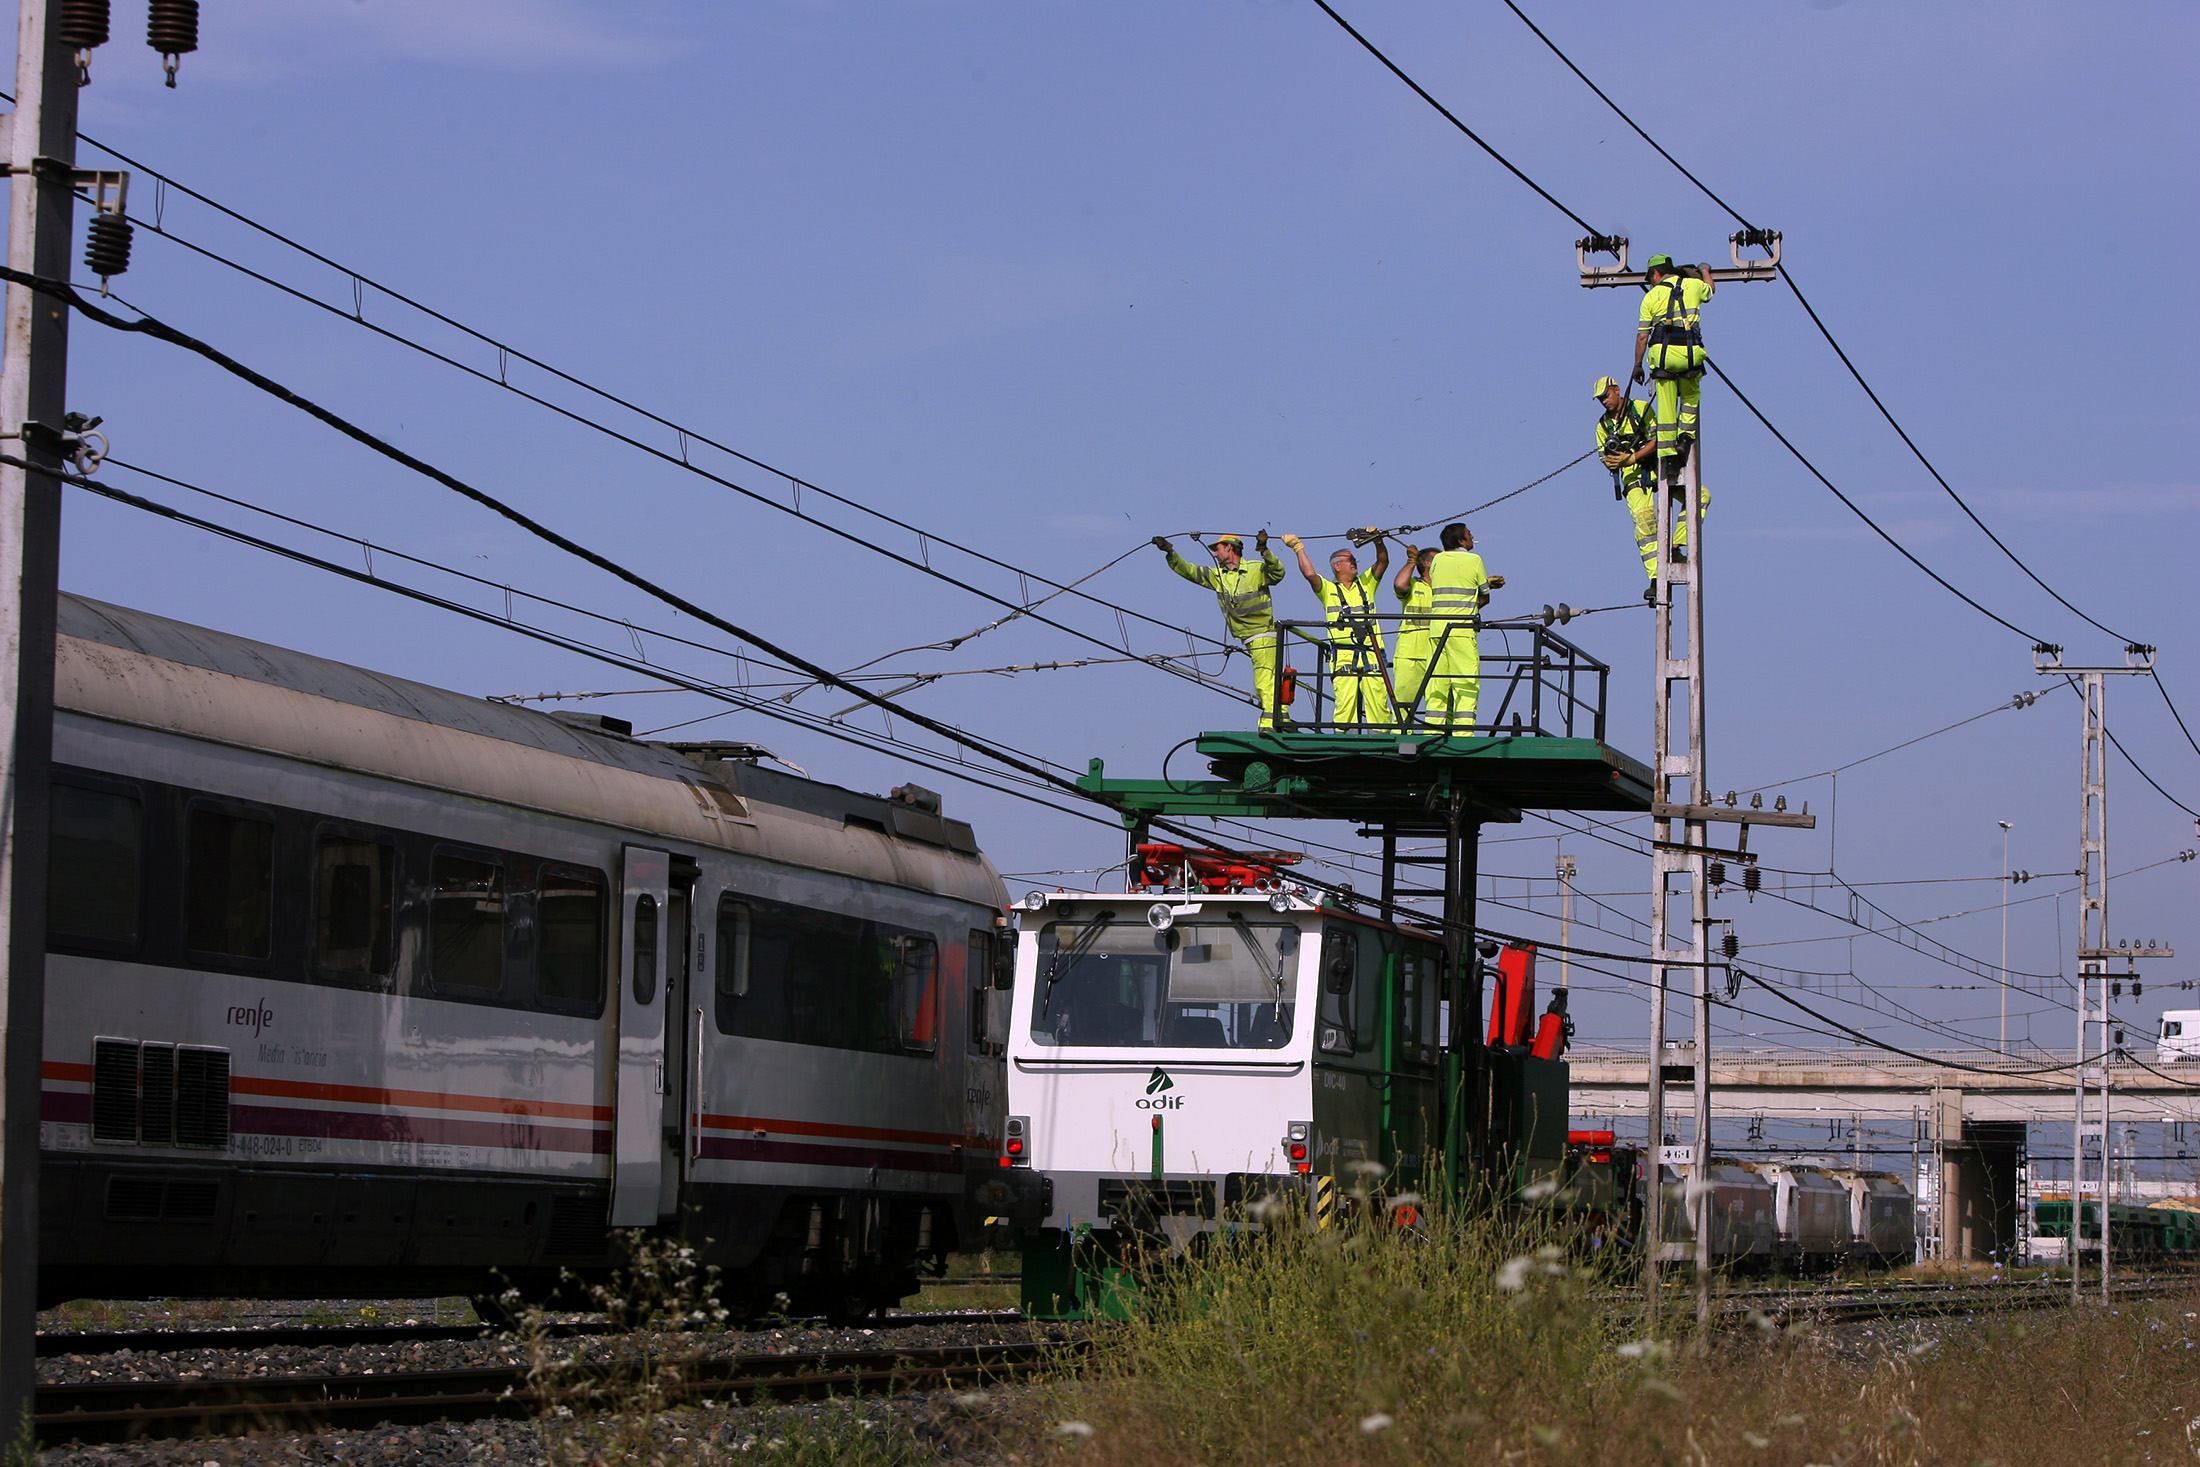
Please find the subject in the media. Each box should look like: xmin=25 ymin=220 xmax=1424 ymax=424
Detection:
xmin=1645 ymin=273 xmax=1704 ymax=378
xmin=1327 ymin=575 xmax=1384 ymax=674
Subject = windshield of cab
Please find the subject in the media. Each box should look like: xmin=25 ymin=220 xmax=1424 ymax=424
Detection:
xmin=1028 ymin=914 xmax=1300 ymax=1049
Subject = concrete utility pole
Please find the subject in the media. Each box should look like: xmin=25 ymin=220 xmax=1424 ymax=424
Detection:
xmin=1555 ymin=853 xmax=1575 ymax=993
xmin=0 ymin=0 xmax=79 ymax=1428
xmin=1579 ymin=231 xmax=1811 ymax=1328
xmin=2035 ymin=645 xmax=2169 ymax=1304
xmin=1999 ymin=820 xmax=2012 ymax=1054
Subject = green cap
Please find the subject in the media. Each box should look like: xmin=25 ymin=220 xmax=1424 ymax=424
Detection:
xmin=1645 ymin=253 xmax=1675 ymax=271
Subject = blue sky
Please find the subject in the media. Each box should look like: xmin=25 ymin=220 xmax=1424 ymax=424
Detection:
xmin=26 ymin=1 xmax=2200 ymax=1070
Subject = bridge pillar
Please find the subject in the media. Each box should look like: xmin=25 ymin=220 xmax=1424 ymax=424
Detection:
xmin=1931 ymin=1086 xmax=2024 ymax=1263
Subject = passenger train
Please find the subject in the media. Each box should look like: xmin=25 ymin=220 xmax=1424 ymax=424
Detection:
xmin=38 ymin=594 xmax=1011 ymax=1316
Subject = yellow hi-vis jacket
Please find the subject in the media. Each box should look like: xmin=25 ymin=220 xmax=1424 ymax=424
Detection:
xmin=1640 ymin=275 xmax=1712 ymax=377
xmin=1426 ymin=549 xmax=1490 ymax=655
xmin=1393 ymin=576 xmax=1434 ymax=660
xmin=1166 ymin=547 xmax=1285 ymax=642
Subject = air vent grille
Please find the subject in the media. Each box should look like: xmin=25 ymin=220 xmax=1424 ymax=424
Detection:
xmin=175 ymin=1048 xmax=230 ymax=1148
xmin=138 ymin=1044 xmax=176 ymax=1146
xmin=91 ymin=1039 xmax=138 ymax=1143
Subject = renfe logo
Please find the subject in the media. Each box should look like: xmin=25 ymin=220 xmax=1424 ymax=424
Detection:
xmin=226 ymin=1000 xmax=274 ymax=1036
xmin=1137 ymin=1067 xmax=1183 ymax=1110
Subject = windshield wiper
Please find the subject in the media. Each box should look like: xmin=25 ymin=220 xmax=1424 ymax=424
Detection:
xmin=1039 ymin=914 xmax=1114 ymax=1019
xmin=1228 ymin=911 xmax=1290 ymax=1005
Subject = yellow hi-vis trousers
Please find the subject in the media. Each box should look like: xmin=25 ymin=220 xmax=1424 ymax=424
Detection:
xmin=1392 ymin=654 xmax=1430 ymax=716
xmin=1246 ymin=632 xmax=1280 ymax=728
xmin=1626 ymin=482 xmax=1712 ymax=580
xmin=1424 ymin=629 xmax=1479 ymax=733
xmin=1648 ymin=344 xmax=1704 ymax=470
xmin=1330 ymin=658 xmax=1392 ymax=729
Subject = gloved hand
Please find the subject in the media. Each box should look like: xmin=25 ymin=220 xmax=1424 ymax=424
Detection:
xmin=1630 ymin=363 xmax=1646 ymax=386
xmin=1281 ymin=533 xmax=1302 ymax=551
xmin=1254 ymin=529 xmax=1269 ymax=551
xmin=1152 ymin=535 xmax=1173 ymax=553
xmin=1600 ymin=450 xmax=1631 ymax=468
xmin=1488 ymin=575 xmax=1506 ymax=590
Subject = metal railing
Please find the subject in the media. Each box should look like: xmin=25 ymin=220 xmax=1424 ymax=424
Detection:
xmin=1266 ymin=613 xmax=1609 ymax=740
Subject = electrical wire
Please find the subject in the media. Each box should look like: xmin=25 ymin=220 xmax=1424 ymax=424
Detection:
xmin=57 ymin=465 xmax=1130 ymax=832
xmin=1494 ymin=0 xmax=2145 ymax=650
xmin=42 ymin=111 xmax=1271 ymax=687
xmin=1309 ymin=1 xmax=1603 ymax=236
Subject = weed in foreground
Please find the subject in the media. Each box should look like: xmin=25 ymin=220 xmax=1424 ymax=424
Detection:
xmin=1017 ymin=1194 xmax=2200 ymax=1466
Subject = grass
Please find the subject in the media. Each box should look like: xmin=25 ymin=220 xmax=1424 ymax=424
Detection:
xmin=996 ymin=1192 xmax=2200 ymax=1466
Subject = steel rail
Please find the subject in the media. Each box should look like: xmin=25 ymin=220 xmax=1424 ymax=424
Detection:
xmin=35 ymin=1337 xmax=1068 ymax=1444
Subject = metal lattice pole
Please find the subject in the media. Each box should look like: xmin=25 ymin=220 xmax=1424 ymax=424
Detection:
xmin=2035 ymin=647 xmax=2167 ymax=1299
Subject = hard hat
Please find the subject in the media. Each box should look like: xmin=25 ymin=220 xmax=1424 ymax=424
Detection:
xmin=1645 ymin=252 xmax=1675 ymax=271
xmin=1592 ymin=375 xmax=1619 ymax=398
xmin=1213 ymin=533 xmax=1243 ymax=548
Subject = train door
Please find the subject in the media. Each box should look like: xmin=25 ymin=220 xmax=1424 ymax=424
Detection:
xmin=612 ymin=846 xmax=670 ymax=1227
xmin=660 ymin=861 xmax=698 ymax=1212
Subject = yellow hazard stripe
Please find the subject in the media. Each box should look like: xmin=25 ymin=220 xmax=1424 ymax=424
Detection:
xmin=1312 ymin=1175 xmax=1337 ymax=1231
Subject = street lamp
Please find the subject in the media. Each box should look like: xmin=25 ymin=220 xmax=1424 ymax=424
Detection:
xmin=1999 ymin=820 xmax=2013 ymax=1054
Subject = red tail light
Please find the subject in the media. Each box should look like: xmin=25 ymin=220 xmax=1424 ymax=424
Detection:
xmin=1288 ymin=1141 xmax=1308 ymax=1164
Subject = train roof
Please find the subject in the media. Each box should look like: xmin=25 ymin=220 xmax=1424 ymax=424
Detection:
xmin=55 ymin=594 xmax=1003 ymax=908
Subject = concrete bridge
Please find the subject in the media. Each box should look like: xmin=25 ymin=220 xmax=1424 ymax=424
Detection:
xmin=1568 ymin=1047 xmax=2200 ymax=1124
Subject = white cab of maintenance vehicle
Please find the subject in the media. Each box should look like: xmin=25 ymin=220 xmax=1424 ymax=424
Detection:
xmin=2158 ymin=1011 xmax=2200 ymax=1064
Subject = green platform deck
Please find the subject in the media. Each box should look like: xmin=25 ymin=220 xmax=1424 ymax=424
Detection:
xmin=1079 ymin=729 xmax=1655 ymax=826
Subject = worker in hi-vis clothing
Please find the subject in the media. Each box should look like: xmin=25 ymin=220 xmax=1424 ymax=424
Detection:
xmin=1154 ymin=530 xmax=1288 ymax=728
xmin=1284 ymin=529 xmax=1391 ymax=729
xmin=1390 ymin=544 xmax=1436 ymax=718
xmin=1424 ymin=522 xmax=1502 ymax=733
xmin=1631 ymin=254 xmax=1713 ymax=488
xmin=1596 ymin=374 xmax=1707 ymax=600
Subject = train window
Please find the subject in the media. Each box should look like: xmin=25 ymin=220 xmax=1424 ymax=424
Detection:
xmin=314 ymin=834 xmax=394 ymax=979
xmin=50 ymin=781 xmax=142 ymax=948
xmin=184 ymin=803 xmax=274 ymax=961
xmin=632 ymin=893 xmax=660 ymax=1005
xmin=1317 ymin=925 xmax=1356 ymax=1055
xmin=429 ymin=851 xmax=505 ymax=995
xmin=538 ymin=867 xmax=606 ymax=1010
xmin=892 ymin=935 xmax=939 ymax=1054
xmin=1354 ymin=931 xmax=1386 ymax=1054
xmin=715 ymin=897 xmax=751 ymax=998
xmin=1028 ymin=915 xmax=1297 ymax=1051
xmin=715 ymin=895 xmax=930 ymax=1056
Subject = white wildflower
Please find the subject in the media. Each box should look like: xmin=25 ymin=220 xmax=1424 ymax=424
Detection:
xmin=1054 ymin=1421 xmax=1095 ymax=1440
xmin=1496 ymin=1255 xmax=1534 ymax=1292
xmin=1359 ymin=1413 xmax=1394 ymax=1434
xmin=1350 ymin=1159 xmax=1390 ymax=1179
xmin=1616 ymin=1337 xmax=1673 ymax=1362
xmin=1520 ymin=1177 xmax=1558 ymax=1201
xmin=1742 ymin=1432 xmax=1770 ymax=1449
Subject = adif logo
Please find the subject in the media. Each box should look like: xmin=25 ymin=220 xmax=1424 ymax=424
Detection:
xmin=1145 ymin=1067 xmax=1175 ymax=1096
xmin=1137 ymin=1067 xmax=1183 ymax=1110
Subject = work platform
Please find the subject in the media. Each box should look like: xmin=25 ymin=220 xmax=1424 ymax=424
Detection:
xmin=1079 ymin=729 xmax=1653 ymax=828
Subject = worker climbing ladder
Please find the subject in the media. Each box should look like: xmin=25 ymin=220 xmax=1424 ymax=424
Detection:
xmin=1578 ymin=231 xmax=1811 ymax=1324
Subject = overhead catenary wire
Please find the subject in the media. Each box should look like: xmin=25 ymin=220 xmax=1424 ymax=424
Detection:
xmin=57 ymin=464 xmax=1126 ymax=832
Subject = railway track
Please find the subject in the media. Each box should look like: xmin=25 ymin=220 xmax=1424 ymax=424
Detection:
xmin=35 ymin=1337 xmax=1067 ymax=1445
xmin=38 ymin=1306 xmax=1021 ymax=1360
